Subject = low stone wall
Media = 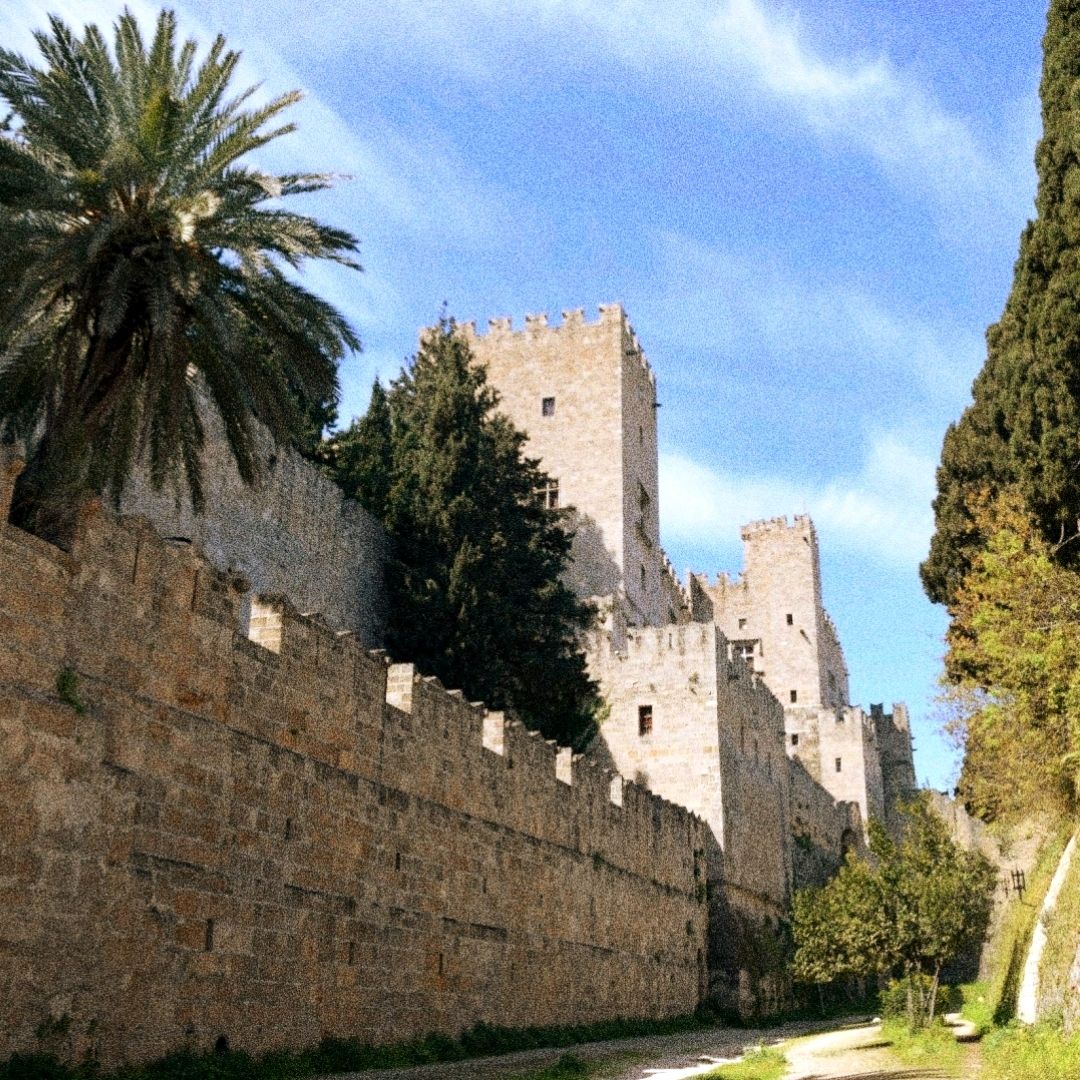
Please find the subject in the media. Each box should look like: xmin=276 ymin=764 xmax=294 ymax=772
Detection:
xmin=0 ymin=458 xmax=706 ymax=1068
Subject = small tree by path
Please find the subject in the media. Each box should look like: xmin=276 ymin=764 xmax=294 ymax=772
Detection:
xmin=792 ymin=796 xmax=996 ymax=1031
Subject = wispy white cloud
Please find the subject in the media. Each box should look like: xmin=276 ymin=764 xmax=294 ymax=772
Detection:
xmin=250 ymin=0 xmax=1032 ymax=234
xmin=660 ymin=433 xmax=936 ymax=568
xmin=655 ymin=231 xmax=985 ymax=408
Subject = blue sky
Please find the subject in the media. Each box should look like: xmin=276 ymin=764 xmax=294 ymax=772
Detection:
xmin=4 ymin=1 xmax=1049 ymax=790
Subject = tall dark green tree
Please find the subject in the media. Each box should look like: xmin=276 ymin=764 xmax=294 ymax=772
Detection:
xmin=335 ymin=320 xmax=600 ymax=748
xmin=324 ymin=379 xmax=392 ymax=516
xmin=0 ymin=8 xmax=360 ymax=542
xmin=922 ymin=0 xmax=1080 ymax=607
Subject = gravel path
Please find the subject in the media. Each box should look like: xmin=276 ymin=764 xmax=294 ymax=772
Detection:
xmin=319 ymin=1017 xmax=865 ymax=1080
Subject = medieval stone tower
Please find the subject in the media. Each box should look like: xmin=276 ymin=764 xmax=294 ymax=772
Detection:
xmin=690 ymin=516 xmax=849 ymax=711
xmin=458 ymin=306 xmax=687 ymax=628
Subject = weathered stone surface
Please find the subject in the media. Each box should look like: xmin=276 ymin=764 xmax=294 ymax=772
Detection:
xmin=0 ymin=457 xmax=706 ymax=1068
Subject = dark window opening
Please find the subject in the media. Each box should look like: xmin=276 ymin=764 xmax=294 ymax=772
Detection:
xmin=790 ymin=689 xmax=798 ymax=703
xmin=835 ymin=757 xmax=843 ymax=773
xmin=786 ymin=613 xmax=794 ymax=625
xmin=791 ymin=733 xmax=799 ymax=746
xmin=738 ymin=617 xmax=747 ymax=629
xmin=536 ymin=478 xmax=559 ymax=509
xmin=638 ymin=705 xmax=653 ymax=736
xmin=541 ymin=396 xmax=555 ymax=416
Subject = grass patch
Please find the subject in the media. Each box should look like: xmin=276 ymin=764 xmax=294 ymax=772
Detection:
xmin=982 ymin=824 xmax=1072 ymax=1024
xmin=881 ymin=1018 xmax=963 ymax=1077
xmin=1037 ymin=831 xmax=1080 ymax=1019
xmin=0 ymin=1014 xmax=715 ymax=1080
xmin=981 ymin=1021 xmax=1080 ymax=1080
xmin=699 ymin=1046 xmax=787 ymax=1080
xmin=958 ymin=980 xmax=995 ymax=1036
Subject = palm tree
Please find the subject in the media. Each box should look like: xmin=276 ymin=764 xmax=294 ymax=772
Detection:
xmin=0 ymin=7 xmax=361 ymax=542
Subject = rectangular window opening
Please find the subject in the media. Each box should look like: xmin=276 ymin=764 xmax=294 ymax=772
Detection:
xmin=638 ymin=704 xmax=653 ymax=736
xmin=541 ymin=396 xmax=555 ymax=417
xmin=738 ymin=617 xmax=747 ymax=629
xmin=791 ymin=733 xmax=799 ymax=746
xmin=786 ymin=613 xmax=794 ymax=625
xmin=790 ymin=689 xmax=798 ymax=703
xmin=536 ymin=478 xmax=559 ymax=510
xmin=835 ymin=757 xmax=843 ymax=773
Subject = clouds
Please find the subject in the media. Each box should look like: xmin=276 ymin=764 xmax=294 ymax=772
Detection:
xmin=239 ymin=0 xmax=1033 ymax=240
xmin=660 ymin=433 xmax=936 ymax=568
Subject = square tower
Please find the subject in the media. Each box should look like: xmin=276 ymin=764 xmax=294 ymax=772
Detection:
xmin=690 ymin=515 xmax=850 ymax=710
xmin=458 ymin=305 xmax=684 ymax=627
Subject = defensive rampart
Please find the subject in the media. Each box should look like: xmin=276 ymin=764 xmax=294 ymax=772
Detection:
xmin=120 ymin=402 xmax=388 ymax=647
xmin=0 ymin=452 xmax=706 ymax=1068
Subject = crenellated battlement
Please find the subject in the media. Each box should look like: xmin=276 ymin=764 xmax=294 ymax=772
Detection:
xmin=740 ymin=514 xmax=816 ymax=542
xmin=454 ymin=304 xmax=657 ymax=389
xmin=0 ymin=454 xmax=707 ymax=1065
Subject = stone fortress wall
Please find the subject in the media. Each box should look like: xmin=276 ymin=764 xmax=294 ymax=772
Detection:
xmin=0 ymin=451 xmax=707 ymax=1068
xmin=121 ymin=401 xmax=388 ymax=648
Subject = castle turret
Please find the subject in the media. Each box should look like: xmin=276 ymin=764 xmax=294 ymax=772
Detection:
xmin=693 ymin=515 xmax=849 ymax=710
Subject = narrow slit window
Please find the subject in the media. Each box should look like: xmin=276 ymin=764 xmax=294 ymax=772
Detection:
xmin=541 ymin=396 xmax=555 ymax=417
xmin=638 ymin=705 xmax=653 ymax=736
xmin=835 ymin=757 xmax=842 ymax=773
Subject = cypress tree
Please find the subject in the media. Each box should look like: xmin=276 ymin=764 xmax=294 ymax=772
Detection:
xmin=336 ymin=320 xmax=600 ymax=748
xmin=922 ymin=0 xmax=1080 ymax=606
xmin=325 ymin=380 xmax=392 ymax=516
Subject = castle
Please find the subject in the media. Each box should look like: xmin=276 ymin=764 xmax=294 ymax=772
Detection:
xmin=0 ymin=304 xmax=915 ymax=1065
xmin=462 ymin=305 xmax=915 ymax=1005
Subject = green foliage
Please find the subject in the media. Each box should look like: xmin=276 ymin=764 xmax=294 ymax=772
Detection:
xmin=699 ymin=1046 xmax=786 ymax=1080
xmin=943 ymin=494 xmax=1080 ymax=821
xmin=791 ymin=796 xmax=995 ymax=1030
xmin=958 ymin=980 xmax=995 ymax=1036
xmin=323 ymin=380 xmax=391 ymax=517
xmin=55 ymin=669 xmax=84 ymax=714
xmin=922 ymin=0 xmax=1080 ymax=607
xmin=0 ymin=8 xmax=359 ymax=542
xmin=881 ymin=1017 xmax=963 ymax=1076
xmin=330 ymin=319 xmax=602 ymax=747
xmin=0 ymin=1014 xmax=714 ymax=1080
xmin=982 ymin=1021 xmax=1080 ymax=1080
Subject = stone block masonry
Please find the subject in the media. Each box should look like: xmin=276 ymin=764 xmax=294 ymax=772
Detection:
xmin=121 ymin=397 xmax=388 ymax=647
xmin=0 ymin=450 xmax=707 ymax=1068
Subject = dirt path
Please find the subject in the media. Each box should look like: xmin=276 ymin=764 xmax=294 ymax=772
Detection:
xmin=781 ymin=1017 xmax=981 ymax=1080
xmin=321 ymin=1015 xmax=984 ymax=1080
xmin=322 ymin=1018 xmax=861 ymax=1080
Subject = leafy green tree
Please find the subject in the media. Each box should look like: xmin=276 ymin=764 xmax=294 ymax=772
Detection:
xmin=0 ymin=8 xmax=360 ymax=542
xmin=922 ymin=0 xmax=1080 ymax=607
xmin=335 ymin=320 xmax=601 ymax=748
xmin=943 ymin=491 xmax=1080 ymax=821
xmin=792 ymin=797 xmax=995 ymax=1029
